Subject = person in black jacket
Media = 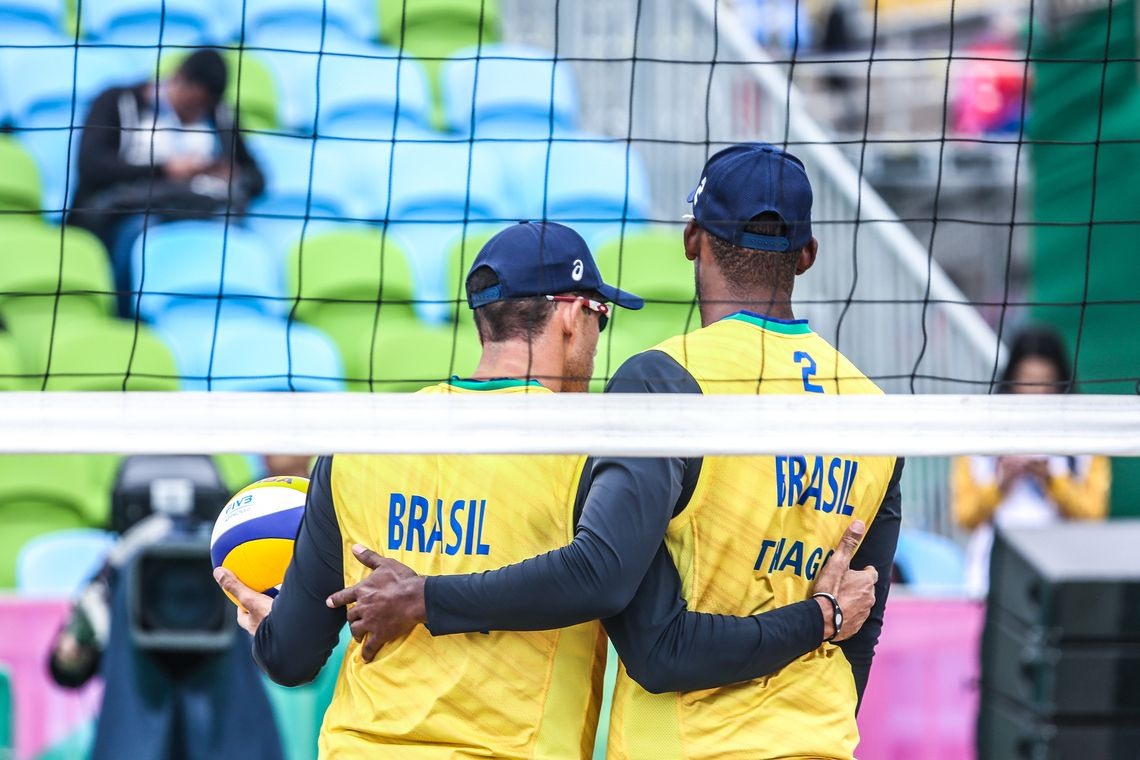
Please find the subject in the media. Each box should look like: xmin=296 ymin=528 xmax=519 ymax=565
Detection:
xmin=67 ymin=49 xmax=265 ymax=317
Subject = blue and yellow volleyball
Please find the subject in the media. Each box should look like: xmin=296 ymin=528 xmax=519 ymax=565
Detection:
xmin=210 ymin=476 xmax=309 ymax=605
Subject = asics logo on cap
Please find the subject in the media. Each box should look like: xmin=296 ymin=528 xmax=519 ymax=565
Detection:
xmin=693 ymin=176 xmax=707 ymax=206
xmin=571 ymin=259 xmax=584 ymax=281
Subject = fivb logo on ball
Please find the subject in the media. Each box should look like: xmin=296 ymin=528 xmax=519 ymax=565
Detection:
xmin=211 ymin=477 xmax=309 ymax=601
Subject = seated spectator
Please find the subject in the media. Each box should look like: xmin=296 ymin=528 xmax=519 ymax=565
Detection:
xmin=67 ymin=50 xmax=265 ymax=317
xmin=953 ymin=326 xmax=1110 ymax=595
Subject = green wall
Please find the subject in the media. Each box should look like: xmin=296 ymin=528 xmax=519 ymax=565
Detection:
xmin=1029 ymin=0 xmax=1140 ymax=515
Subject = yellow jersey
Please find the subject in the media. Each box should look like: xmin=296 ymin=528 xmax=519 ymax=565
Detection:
xmin=606 ymin=312 xmax=897 ymax=760
xmin=319 ymin=378 xmax=607 ymax=760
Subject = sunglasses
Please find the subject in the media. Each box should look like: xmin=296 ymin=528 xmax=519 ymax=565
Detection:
xmin=545 ymin=295 xmax=611 ymax=332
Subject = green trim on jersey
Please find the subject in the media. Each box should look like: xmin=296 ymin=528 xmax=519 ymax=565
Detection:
xmin=725 ymin=311 xmax=813 ymax=335
xmin=447 ymin=377 xmax=544 ymax=391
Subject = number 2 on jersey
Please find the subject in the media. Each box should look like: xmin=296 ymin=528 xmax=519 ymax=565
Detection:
xmin=794 ymin=351 xmax=825 ymax=393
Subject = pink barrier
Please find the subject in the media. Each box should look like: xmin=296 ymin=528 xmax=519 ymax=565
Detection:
xmin=857 ymin=597 xmax=984 ymax=760
xmin=0 ymin=597 xmax=102 ymax=760
xmin=0 ymin=595 xmax=982 ymax=759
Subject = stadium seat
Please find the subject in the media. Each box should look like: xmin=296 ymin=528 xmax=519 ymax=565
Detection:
xmin=0 ymin=665 xmax=10 ymax=757
xmin=369 ymin=319 xmax=481 ymax=392
xmin=285 ymin=226 xmax=414 ymax=386
xmin=380 ymin=0 xmax=502 ymax=125
xmin=520 ymin=137 xmax=653 ymax=249
xmin=16 ymin=528 xmax=116 ymax=595
xmin=0 ymin=333 xmax=27 ymax=390
xmin=441 ymin=43 xmax=579 ymax=137
xmin=591 ymin=227 xmax=700 ymax=384
xmin=0 ymin=455 xmax=113 ymax=588
xmin=0 ymin=223 xmax=115 ymax=334
xmin=315 ymin=46 xmax=431 ymax=138
xmin=893 ymin=528 xmax=967 ymax=594
xmin=0 ymin=136 xmax=44 ymax=219
xmin=230 ymin=0 xmax=375 ymax=51
xmin=594 ymin=227 xmax=695 ymax=304
xmin=131 ymin=221 xmax=284 ymax=321
xmin=155 ymin=308 xmax=344 ymax=391
xmin=0 ymin=0 xmax=64 ymax=44
xmin=246 ymin=134 xmax=361 ymax=254
xmin=385 ymin=137 xmax=512 ymax=321
xmin=33 ymin=718 xmax=94 ymax=760
xmin=443 ymin=228 xmax=498 ymax=323
xmin=26 ymin=319 xmax=180 ymax=391
xmin=380 ymin=0 xmax=501 ymax=54
xmin=83 ymin=0 xmax=217 ymax=46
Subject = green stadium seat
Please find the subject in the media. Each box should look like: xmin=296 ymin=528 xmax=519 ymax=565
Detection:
xmin=444 ymin=229 xmax=498 ymax=324
xmin=0 ymin=455 xmax=115 ymax=588
xmin=0 ymin=136 xmax=44 ymax=221
xmin=0 ymin=223 xmax=115 ymax=335
xmin=0 ymin=332 xmax=27 ymax=390
xmin=286 ymin=227 xmax=416 ymax=388
xmin=380 ymin=0 xmax=501 ymax=53
xmin=591 ymin=228 xmax=700 ymax=387
xmin=13 ymin=319 xmax=179 ymax=392
xmin=369 ymin=319 xmax=482 ymax=392
xmin=0 ymin=664 xmax=11 ymax=758
xmin=379 ymin=0 xmax=502 ymax=126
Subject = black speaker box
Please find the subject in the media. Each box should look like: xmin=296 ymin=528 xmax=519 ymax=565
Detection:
xmin=982 ymin=611 xmax=1140 ymax=718
xmin=987 ymin=521 xmax=1140 ymax=639
xmin=978 ymin=695 xmax=1140 ymax=760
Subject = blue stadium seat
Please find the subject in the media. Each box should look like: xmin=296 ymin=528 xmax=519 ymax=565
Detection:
xmin=84 ymin=0 xmax=218 ymax=73
xmin=385 ymin=136 xmax=512 ymax=321
xmin=893 ymin=528 xmax=967 ymax=594
xmin=442 ymin=43 xmax=580 ymax=137
xmin=251 ymin=37 xmax=379 ymax=132
xmin=228 ymin=0 xmax=376 ymax=51
xmin=130 ymin=221 xmax=284 ymax=321
xmin=246 ymin=133 xmax=361 ymax=253
xmin=516 ymin=136 xmax=652 ymax=249
xmin=0 ymin=42 xmax=143 ymax=126
xmin=0 ymin=0 xmax=64 ymax=44
xmin=0 ymin=43 xmax=143 ymax=216
xmin=155 ymin=307 xmax=344 ymax=391
xmin=16 ymin=528 xmax=116 ymax=596
xmin=315 ymin=46 xmax=431 ymax=138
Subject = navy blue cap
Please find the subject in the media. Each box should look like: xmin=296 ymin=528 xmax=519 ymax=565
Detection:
xmin=466 ymin=222 xmax=644 ymax=310
xmin=686 ymin=142 xmax=813 ymax=252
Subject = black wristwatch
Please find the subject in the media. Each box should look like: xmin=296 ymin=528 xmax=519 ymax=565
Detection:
xmin=813 ymin=592 xmax=843 ymax=643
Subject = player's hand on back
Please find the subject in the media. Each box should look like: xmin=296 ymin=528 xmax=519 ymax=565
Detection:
xmin=214 ymin=567 xmax=274 ymax=636
xmin=326 ymin=545 xmax=427 ymax=663
xmin=812 ymin=520 xmax=878 ymax=643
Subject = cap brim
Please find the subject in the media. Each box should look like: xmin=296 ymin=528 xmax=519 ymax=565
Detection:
xmin=596 ymin=283 xmax=644 ymax=310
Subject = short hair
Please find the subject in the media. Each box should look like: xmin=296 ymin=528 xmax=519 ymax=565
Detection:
xmin=705 ymin=212 xmax=800 ymax=296
xmin=467 ymin=266 xmax=556 ymax=344
xmin=998 ymin=326 xmax=1073 ymax=393
xmin=177 ymin=49 xmax=227 ymax=105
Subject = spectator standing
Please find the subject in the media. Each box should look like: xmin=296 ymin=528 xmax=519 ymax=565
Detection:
xmin=953 ymin=326 xmax=1110 ymax=595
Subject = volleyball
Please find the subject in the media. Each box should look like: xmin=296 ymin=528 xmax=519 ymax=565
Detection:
xmin=210 ymin=476 xmax=309 ymax=606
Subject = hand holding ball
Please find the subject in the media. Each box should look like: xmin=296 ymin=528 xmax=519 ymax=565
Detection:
xmin=210 ymin=476 xmax=308 ymax=608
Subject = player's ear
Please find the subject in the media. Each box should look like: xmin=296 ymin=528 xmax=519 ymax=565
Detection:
xmin=796 ymin=237 xmax=819 ymax=275
xmin=683 ymin=219 xmax=702 ymax=262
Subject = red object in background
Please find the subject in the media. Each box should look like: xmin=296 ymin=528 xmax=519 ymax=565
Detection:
xmin=954 ymin=42 xmax=1028 ymax=135
xmin=857 ymin=597 xmax=984 ymax=760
